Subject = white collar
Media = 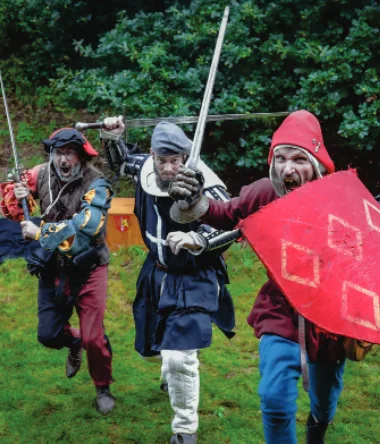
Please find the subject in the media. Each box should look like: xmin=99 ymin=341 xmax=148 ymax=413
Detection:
xmin=140 ymin=156 xmax=227 ymax=197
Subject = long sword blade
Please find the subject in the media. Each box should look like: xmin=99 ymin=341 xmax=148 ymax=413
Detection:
xmin=0 ymin=71 xmax=30 ymax=220
xmin=75 ymin=112 xmax=289 ymax=131
xmin=0 ymin=71 xmax=21 ymax=175
xmin=125 ymin=112 xmax=289 ymax=127
xmin=186 ymin=6 xmax=230 ymax=169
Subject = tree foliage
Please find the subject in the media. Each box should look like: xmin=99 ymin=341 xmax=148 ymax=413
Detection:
xmin=1 ymin=0 xmax=379 ymax=192
xmin=0 ymin=0 xmax=169 ymax=102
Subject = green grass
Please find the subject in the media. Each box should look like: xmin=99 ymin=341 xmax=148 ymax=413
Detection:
xmin=0 ymin=244 xmax=379 ymax=443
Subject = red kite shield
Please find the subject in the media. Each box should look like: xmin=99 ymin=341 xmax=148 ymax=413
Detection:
xmin=239 ymin=170 xmax=380 ymax=344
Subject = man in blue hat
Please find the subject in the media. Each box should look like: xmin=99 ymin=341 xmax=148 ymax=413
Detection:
xmin=0 ymin=128 xmax=116 ymax=414
xmin=101 ymin=116 xmax=236 ymax=444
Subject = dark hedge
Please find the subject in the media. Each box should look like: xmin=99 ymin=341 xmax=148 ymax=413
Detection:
xmin=1 ymin=0 xmax=379 ymax=193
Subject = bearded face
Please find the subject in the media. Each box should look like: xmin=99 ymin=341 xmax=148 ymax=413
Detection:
xmin=52 ymin=144 xmax=83 ymax=182
xmin=273 ymin=146 xmax=315 ymax=194
xmin=152 ymin=152 xmax=185 ymax=191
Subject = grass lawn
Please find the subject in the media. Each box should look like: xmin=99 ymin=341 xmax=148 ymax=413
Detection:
xmin=0 ymin=243 xmax=378 ymax=443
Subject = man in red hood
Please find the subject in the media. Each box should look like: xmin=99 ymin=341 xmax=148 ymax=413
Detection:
xmin=168 ymin=110 xmax=345 ymax=444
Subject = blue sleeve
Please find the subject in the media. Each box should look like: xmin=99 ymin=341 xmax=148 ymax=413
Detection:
xmin=39 ymin=178 xmax=113 ymax=258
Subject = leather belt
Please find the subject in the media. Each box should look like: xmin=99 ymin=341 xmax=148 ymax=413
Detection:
xmin=155 ymin=261 xmax=198 ymax=275
xmin=156 ymin=261 xmax=169 ymax=272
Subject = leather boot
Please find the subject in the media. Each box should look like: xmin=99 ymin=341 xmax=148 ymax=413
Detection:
xmin=96 ymin=385 xmax=115 ymax=414
xmin=306 ymin=412 xmax=329 ymax=444
xmin=66 ymin=342 xmax=83 ymax=378
xmin=170 ymin=433 xmax=197 ymax=444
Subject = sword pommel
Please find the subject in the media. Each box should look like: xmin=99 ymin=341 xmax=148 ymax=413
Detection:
xmin=75 ymin=122 xmax=104 ymax=131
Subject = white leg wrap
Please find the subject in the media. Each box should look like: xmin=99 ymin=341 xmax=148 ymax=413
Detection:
xmin=161 ymin=349 xmax=200 ymax=434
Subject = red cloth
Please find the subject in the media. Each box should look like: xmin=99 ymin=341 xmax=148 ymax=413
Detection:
xmin=203 ymin=178 xmax=343 ymax=361
xmin=0 ymin=167 xmax=39 ymax=221
xmin=204 ymin=178 xmax=278 ymax=231
xmin=240 ymin=171 xmax=380 ymax=345
xmin=60 ymin=265 xmax=112 ymax=385
xmin=268 ymin=110 xmax=335 ymax=174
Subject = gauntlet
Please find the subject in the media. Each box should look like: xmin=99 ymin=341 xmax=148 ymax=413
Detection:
xmin=168 ymin=166 xmax=204 ymax=206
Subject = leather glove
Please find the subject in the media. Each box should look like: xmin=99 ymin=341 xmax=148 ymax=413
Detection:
xmin=14 ymin=181 xmax=30 ymax=201
xmin=168 ymin=166 xmax=205 ymax=207
xmin=20 ymin=220 xmax=41 ymax=240
xmin=100 ymin=115 xmax=125 ymax=140
xmin=166 ymin=231 xmax=206 ymax=255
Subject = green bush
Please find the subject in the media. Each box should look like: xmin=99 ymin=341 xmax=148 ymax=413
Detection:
xmin=0 ymin=0 xmax=171 ymax=99
xmin=49 ymin=0 xmax=380 ymax=192
xmin=1 ymin=0 xmax=379 ymax=193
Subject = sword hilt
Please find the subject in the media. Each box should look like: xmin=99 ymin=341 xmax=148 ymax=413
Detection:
xmin=177 ymin=197 xmax=192 ymax=211
xmin=75 ymin=122 xmax=104 ymax=131
xmin=21 ymin=199 xmax=31 ymax=221
xmin=17 ymin=170 xmax=31 ymax=221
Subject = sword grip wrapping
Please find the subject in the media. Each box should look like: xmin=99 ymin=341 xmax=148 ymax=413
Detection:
xmin=21 ymin=198 xmax=31 ymax=221
xmin=75 ymin=122 xmax=104 ymax=131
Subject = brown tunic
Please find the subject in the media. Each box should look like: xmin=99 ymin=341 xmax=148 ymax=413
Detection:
xmin=36 ymin=162 xmax=103 ymax=222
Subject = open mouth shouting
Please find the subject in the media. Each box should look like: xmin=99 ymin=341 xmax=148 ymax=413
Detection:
xmin=283 ymin=177 xmax=301 ymax=193
xmin=53 ymin=158 xmax=82 ymax=182
xmin=59 ymin=165 xmax=72 ymax=177
xmin=52 ymin=145 xmax=82 ymax=182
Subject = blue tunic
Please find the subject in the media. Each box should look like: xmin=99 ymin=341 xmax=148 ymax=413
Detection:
xmin=131 ymin=155 xmax=235 ymax=357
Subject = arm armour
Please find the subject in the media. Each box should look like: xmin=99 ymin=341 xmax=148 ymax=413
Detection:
xmin=102 ymin=138 xmax=146 ymax=179
xmin=195 ymin=185 xmax=239 ymax=253
xmin=198 ymin=225 xmax=241 ymax=252
xmin=120 ymin=152 xmax=147 ymax=180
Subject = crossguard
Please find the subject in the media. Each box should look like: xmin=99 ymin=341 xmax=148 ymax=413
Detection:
xmin=170 ymin=195 xmax=210 ymax=224
xmin=177 ymin=196 xmax=194 ymax=211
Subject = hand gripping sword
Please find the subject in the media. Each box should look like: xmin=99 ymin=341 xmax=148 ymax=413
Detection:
xmin=170 ymin=6 xmax=230 ymax=223
xmin=0 ymin=71 xmax=30 ymax=221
